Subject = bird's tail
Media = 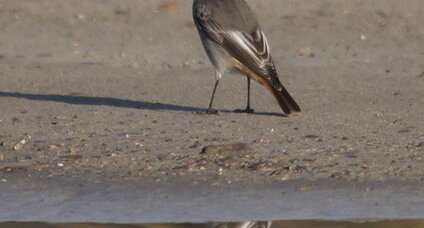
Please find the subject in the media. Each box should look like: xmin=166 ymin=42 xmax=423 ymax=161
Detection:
xmin=230 ymin=58 xmax=301 ymax=115
xmin=251 ymin=69 xmax=300 ymax=115
xmin=260 ymin=64 xmax=301 ymax=115
xmin=264 ymin=80 xmax=301 ymax=115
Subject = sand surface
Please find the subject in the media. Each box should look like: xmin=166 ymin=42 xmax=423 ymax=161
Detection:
xmin=0 ymin=0 xmax=423 ymax=223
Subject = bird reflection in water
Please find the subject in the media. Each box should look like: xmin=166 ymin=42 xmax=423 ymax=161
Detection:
xmin=207 ymin=221 xmax=272 ymax=228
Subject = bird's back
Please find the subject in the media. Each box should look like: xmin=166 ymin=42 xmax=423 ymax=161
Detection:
xmin=193 ymin=0 xmax=259 ymax=33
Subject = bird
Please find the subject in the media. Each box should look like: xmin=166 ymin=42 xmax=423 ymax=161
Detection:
xmin=192 ymin=0 xmax=301 ymax=116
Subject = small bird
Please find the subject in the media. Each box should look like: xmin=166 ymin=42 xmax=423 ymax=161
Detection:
xmin=192 ymin=0 xmax=301 ymax=116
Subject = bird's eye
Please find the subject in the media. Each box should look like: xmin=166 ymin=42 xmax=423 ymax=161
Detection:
xmin=196 ymin=5 xmax=209 ymax=20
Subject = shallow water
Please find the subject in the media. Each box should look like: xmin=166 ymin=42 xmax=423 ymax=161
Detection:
xmin=1 ymin=220 xmax=424 ymax=228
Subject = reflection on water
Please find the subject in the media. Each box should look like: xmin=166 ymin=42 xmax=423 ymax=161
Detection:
xmin=1 ymin=220 xmax=424 ymax=228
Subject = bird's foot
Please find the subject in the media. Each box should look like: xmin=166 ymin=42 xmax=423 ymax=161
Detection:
xmin=206 ymin=109 xmax=220 ymax=115
xmin=233 ymin=107 xmax=255 ymax=113
xmin=194 ymin=109 xmax=220 ymax=115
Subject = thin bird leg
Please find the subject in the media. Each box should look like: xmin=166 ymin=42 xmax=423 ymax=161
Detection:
xmin=234 ymin=76 xmax=255 ymax=113
xmin=245 ymin=77 xmax=254 ymax=113
xmin=207 ymin=79 xmax=220 ymax=114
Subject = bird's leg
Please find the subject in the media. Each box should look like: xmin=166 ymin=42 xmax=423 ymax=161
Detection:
xmin=245 ymin=77 xmax=254 ymax=113
xmin=206 ymin=74 xmax=221 ymax=114
xmin=234 ymin=76 xmax=255 ymax=113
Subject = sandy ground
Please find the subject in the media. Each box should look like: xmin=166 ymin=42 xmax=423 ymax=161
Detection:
xmin=0 ymin=0 xmax=424 ymax=223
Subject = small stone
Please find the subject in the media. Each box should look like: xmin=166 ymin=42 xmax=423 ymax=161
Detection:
xmin=143 ymin=164 xmax=153 ymax=170
xmin=57 ymin=163 xmax=64 ymax=167
xmin=258 ymin=138 xmax=271 ymax=144
xmin=158 ymin=2 xmax=180 ymax=11
xmin=303 ymin=134 xmax=320 ymax=139
xmin=398 ymin=129 xmax=410 ymax=133
xmin=281 ymin=174 xmax=290 ymax=181
xmin=135 ymin=142 xmax=144 ymax=147
xmin=14 ymin=143 xmax=23 ymax=151
xmin=0 ymin=153 xmax=4 ymax=161
xmin=49 ymin=145 xmax=59 ymax=151
xmin=218 ymin=167 xmax=224 ymax=175
xmin=114 ymin=8 xmax=129 ymax=15
xmin=297 ymin=47 xmax=313 ymax=57
xmin=69 ymin=147 xmax=79 ymax=155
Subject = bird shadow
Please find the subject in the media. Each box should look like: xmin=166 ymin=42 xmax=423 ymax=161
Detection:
xmin=0 ymin=91 xmax=284 ymax=117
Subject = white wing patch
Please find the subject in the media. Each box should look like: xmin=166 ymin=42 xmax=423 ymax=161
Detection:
xmin=226 ymin=30 xmax=271 ymax=67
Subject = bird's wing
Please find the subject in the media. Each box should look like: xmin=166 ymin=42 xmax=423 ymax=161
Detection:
xmin=220 ymin=29 xmax=274 ymax=80
xmin=195 ymin=14 xmax=273 ymax=80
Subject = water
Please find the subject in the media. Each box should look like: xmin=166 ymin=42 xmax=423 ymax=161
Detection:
xmin=1 ymin=220 xmax=424 ymax=228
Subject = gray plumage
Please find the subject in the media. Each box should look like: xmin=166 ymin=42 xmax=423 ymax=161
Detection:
xmin=193 ymin=0 xmax=300 ymax=115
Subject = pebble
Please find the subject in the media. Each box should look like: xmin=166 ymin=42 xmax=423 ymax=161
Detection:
xmin=158 ymin=2 xmax=179 ymax=11
xmin=297 ymin=47 xmax=313 ymax=57
xmin=281 ymin=174 xmax=290 ymax=181
xmin=14 ymin=140 xmax=26 ymax=151
xmin=398 ymin=129 xmax=410 ymax=133
xmin=201 ymin=143 xmax=253 ymax=155
xmin=303 ymin=134 xmax=320 ymax=139
xmin=68 ymin=147 xmax=79 ymax=155
xmin=49 ymin=145 xmax=59 ymax=151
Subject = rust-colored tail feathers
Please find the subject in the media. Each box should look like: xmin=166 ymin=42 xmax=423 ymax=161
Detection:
xmin=265 ymin=81 xmax=301 ymax=115
xmin=250 ymin=67 xmax=300 ymax=115
xmin=261 ymin=63 xmax=301 ymax=115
